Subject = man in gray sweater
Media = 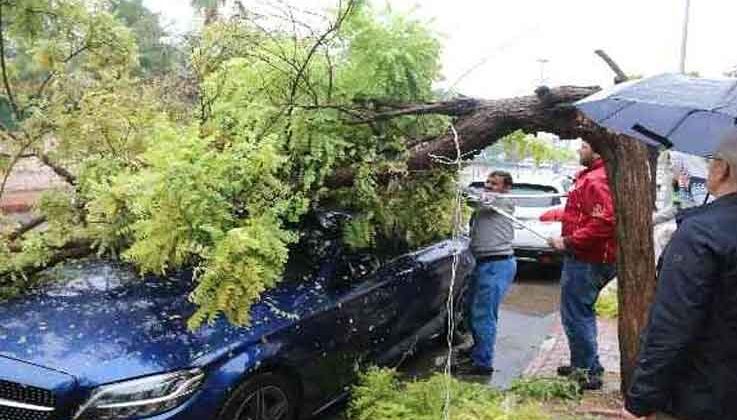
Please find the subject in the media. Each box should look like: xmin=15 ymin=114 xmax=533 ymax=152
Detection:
xmin=456 ymin=170 xmax=517 ymax=376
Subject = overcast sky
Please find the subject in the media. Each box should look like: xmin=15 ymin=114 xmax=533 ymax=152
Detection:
xmin=143 ymin=0 xmax=737 ymax=99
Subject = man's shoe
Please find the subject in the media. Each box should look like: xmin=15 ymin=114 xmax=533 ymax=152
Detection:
xmin=556 ymin=365 xmax=573 ymax=377
xmin=578 ymin=374 xmax=603 ymax=391
xmin=570 ymin=370 xmax=603 ymax=391
xmin=453 ymin=360 xmax=494 ymax=376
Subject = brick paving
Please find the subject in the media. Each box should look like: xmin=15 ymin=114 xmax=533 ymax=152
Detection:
xmin=523 ymin=314 xmax=620 ymax=377
xmin=523 ymin=314 xmax=638 ymax=419
xmin=0 ymin=189 xmax=45 ymax=213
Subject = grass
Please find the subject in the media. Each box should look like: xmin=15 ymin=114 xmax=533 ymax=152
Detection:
xmin=595 ymin=281 xmax=619 ymax=319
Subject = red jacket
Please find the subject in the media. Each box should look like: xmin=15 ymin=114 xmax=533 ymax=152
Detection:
xmin=543 ymin=159 xmax=617 ymax=264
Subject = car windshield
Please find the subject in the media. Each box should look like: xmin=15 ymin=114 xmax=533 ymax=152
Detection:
xmin=510 ymin=184 xmax=561 ymax=208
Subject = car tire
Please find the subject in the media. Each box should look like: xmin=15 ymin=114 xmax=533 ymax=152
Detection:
xmin=218 ymin=372 xmax=299 ymax=420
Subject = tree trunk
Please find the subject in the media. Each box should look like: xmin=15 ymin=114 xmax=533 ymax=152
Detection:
xmin=589 ymin=131 xmax=657 ymax=393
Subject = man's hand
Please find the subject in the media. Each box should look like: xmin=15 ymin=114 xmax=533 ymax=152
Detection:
xmin=547 ymin=236 xmax=567 ymax=251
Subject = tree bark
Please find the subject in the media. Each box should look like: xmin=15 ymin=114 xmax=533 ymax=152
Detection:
xmin=588 ymin=129 xmax=657 ymax=393
xmin=326 ymin=85 xmax=599 ymax=188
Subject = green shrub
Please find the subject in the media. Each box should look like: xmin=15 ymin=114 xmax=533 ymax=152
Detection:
xmin=349 ymin=368 xmax=557 ymax=420
xmin=595 ymin=283 xmax=619 ymax=319
xmin=508 ymin=377 xmax=580 ymax=402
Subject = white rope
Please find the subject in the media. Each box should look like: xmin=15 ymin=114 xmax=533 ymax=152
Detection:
xmin=439 ymin=124 xmax=465 ymax=420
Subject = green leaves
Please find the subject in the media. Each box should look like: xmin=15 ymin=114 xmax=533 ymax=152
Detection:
xmin=496 ymin=130 xmax=577 ymax=166
xmin=3 ymin=1 xmax=460 ymax=328
xmin=188 ymin=215 xmax=296 ymax=328
xmin=349 ymin=368 xmax=557 ymax=420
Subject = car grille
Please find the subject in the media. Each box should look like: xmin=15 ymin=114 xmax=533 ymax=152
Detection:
xmin=0 ymin=380 xmax=55 ymax=420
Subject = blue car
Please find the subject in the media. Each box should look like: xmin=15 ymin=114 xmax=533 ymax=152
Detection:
xmin=0 ymin=214 xmax=473 ymax=420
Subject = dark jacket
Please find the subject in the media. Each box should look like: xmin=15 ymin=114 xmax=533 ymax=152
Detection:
xmin=626 ymin=193 xmax=737 ymax=420
xmin=561 ymin=158 xmax=616 ymax=263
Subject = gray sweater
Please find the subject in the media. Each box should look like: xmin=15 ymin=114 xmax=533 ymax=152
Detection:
xmin=468 ymin=193 xmax=515 ymax=258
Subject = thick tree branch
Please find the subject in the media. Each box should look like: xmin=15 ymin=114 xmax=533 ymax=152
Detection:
xmin=405 ymin=86 xmax=598 ymax=170
xmin=36 ymin=152 xmax=76 ymax=186
xmin=1 ymin=239 xmax=94 ymax=281
xmin=325 ymin=85 xmax=599 ymax=188
xmin=7 ymin=215 xmax=46 ymax=241
xmin=350 ymin=98 xmax=481 ymax=123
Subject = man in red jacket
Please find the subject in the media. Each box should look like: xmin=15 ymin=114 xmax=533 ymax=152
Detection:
xmin=544 ymin=140 xmax=617 ymax=390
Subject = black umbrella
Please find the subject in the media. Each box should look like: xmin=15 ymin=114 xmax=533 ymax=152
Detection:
xmin=575 ymin=73 xmax=737 ymax=157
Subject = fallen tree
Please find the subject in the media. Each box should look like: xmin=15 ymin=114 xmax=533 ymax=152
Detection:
xmin=1 ymin=0 xmax=656 ymax=391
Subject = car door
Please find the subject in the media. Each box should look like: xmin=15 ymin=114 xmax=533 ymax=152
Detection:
xmin=403 ymin=239 xmax=474 ymax=332
xmin=331 ymin=250 xmax=420 ymax=370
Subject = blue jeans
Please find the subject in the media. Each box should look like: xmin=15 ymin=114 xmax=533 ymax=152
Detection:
xmin=468 ymin=257 xmax=517 ymax=369
xmin=560 ymin=257 xmax=616 ymax=373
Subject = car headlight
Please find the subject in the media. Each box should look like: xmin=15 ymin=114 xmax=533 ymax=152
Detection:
xmin=73 ymin=368 xmax=205 ymax=419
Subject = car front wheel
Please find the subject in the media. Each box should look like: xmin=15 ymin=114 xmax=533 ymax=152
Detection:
xmin=218 ymin=372 xmax=299 ymax=420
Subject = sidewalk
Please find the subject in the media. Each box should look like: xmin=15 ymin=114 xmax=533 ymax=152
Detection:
xmin=524 ymin=314 xmax=620 ymax=377
xmin=524 ymin=315 xmax=632 ymax=419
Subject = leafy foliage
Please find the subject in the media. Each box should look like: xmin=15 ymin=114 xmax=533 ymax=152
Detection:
xmin=595 ymin=282 xmax=619 ymax=319
xmin=2 ymin=1 xmax=461 ymax=328
xmin=349 ymin=368 xmax=559 ymax=420
xmin=0 ymin=0 xmax=141 ymax=284
xmin=508 ymin=377 xmax=581 ymax=402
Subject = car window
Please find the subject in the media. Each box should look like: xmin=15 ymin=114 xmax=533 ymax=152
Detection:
xmin=509 ymin=184 xmax=561 ymax=207
xmin=282 ymin=229 xmax=338 ymax=283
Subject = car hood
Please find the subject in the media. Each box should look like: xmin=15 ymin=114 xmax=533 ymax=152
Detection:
xmin=0 ymin=260 xmax=323 ymax=387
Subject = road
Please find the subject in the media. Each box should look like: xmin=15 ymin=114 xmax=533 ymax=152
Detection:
xmin=325 ymin=262 xmax=562 ymax=419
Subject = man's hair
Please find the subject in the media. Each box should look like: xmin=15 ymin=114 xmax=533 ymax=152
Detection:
xmin=715 ymin=129 xmax=737 ymax=184
xmin=489 ymin=170 xmax=513 ymax=187
xmin=583 ymin=139 xmax=603 ymax=157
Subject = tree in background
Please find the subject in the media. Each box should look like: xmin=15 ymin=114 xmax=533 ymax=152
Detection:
xmin=190 ymin=0 xmax=227 ymax=24
xmin=482 ymin=129 xmax=577 ymax=167
xmin=0 ymin=0 xmax=165 ymax=293
xmin=111 ymin=0 xmax=180 ymax=77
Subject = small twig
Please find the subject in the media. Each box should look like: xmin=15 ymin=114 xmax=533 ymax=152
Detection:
xmin=0 ymin=4 xmax=20 ymax=120
xmin=594 ymin=49 xmax=629 ymax=84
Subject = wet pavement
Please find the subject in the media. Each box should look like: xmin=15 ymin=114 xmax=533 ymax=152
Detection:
xmin=325 ymin=261 xmax=563 ymax=418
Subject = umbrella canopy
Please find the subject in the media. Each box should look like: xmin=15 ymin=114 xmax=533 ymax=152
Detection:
xmin=575 ymin=73 xmax=737 ymax=157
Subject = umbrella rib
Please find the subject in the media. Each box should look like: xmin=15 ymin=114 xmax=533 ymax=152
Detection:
xmin=711 ymin=78 xmax=737 ymax=112
xmin=665 ymin=109 xmax=704 ymax=139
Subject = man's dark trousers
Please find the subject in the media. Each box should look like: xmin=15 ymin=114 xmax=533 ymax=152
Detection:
xmin=560 ymin=256 xmax=616 ymax=374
